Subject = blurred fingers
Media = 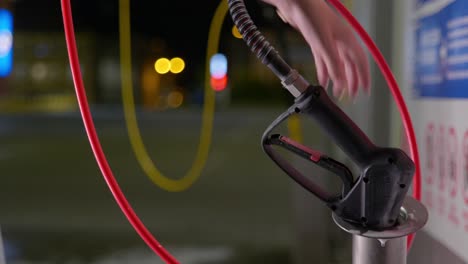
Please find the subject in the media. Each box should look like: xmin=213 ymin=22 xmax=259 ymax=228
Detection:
xmin=314 ymin=55 xmax=329 ymax=88
xmin=343 ymin=52 xmax=359 ymax=98
xmin=321 ymin=45 xmax=346 ymax=97
xmin=348 ymin=38 xmax=371 ymax=95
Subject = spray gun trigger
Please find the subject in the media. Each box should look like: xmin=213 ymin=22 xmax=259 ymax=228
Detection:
xmin=268 ymin=134 xmax=354 ymax=197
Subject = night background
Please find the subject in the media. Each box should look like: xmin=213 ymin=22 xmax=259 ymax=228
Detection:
xmin=12 ymin=0 xmax=272 ymax=91
xmin=0 ymin=0 xmax=457 ymax=263
xmin=0 ymin=1 xmax=347 ymax=264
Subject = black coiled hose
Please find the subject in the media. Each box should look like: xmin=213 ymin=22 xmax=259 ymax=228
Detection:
xmin=227 ymin=0 xmax=294 ymax=81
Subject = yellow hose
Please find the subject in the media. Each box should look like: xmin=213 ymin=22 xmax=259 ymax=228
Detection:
xmin=119 ymin=0 xmax=228 ymax=191
xmin=287 ymin=115 xmax=303 ymax=142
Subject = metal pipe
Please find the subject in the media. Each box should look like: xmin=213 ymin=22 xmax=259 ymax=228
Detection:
xmin=333 ymin=197 xmax=428 ymax=264
xmin=353 ymin=235 xmax=407 ymax=264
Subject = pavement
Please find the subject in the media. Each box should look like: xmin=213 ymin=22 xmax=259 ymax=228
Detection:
xmin=0 ymin=105 xmax=350 ymax=263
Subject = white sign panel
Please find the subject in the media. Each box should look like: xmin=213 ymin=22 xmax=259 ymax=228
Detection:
xmin=411 ymin=0 xmax=468 ymax=261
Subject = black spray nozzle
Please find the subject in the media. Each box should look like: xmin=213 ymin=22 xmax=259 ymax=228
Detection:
xmin=262 ymin=86 xmax=415 ymax=230
xmin=228 ymin=0 xmax=415 ymax=230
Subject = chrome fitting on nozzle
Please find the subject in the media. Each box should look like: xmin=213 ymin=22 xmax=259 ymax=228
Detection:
xmin=281 ymin=69 xmax=310 ymax=97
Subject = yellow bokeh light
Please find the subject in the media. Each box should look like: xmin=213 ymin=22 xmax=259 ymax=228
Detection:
xmin=167 ymin=91 xmax=184 ymax=108
xmin=154 ymin=58 xmax=171 ymax=74
xmin=170 ymin=57 xmax=185 ymax=74
xmin=232 ymin=26 xmax=242 ymax=39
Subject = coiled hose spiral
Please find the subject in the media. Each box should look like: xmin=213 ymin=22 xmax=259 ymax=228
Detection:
xmin=228 ymin=0 xmax=294 ymax=81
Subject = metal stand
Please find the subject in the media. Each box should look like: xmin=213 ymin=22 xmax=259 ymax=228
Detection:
xmin=352 ymin=235 xmax=406 ymax=264
xmin=332 ymin=196 xmax=428 ymax=264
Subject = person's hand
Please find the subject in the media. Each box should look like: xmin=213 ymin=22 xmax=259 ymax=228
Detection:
xmin=262 ymin=0 xmax=370 ymax=99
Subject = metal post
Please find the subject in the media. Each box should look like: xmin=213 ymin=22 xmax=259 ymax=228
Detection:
xmin=353 ymin=235 xmax=406 ymax=264
xmin=333 ymin=196 xmax=428 ymax=264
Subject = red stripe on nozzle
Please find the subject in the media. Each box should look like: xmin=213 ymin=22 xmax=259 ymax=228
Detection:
xmin=280 ymin=136 xmax=322 ymax=162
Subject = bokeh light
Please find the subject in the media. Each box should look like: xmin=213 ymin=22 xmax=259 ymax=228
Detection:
xmin=31 ymin=62 xmax=48 ymax=82
xmin=210 ymin=75 xmax=228 ymax=92
xmin=154 ymin=58 xmax=171 ymax=74
xmin=0 ymin=9 xmax=13 ymax=77
xmin=167 ymin=91 xmax=184 ymax=108
xmin=169 ymin=57 xmax=185 ymax=74
xmin=232 ymin=26 xmax=242 ymax=39
xmin=210 ymin=53 xmax=227 ymax=78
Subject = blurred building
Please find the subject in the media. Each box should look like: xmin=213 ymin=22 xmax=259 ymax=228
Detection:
xmin=0 ymin=29 xmax=190 ymax=112
xmin=1 ymin=32 xmax=96 ymax=112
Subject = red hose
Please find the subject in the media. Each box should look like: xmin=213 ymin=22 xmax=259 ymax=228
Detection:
xmin=326 ymin=0 xmax=422 ymax=249
xmin=60 ymin=1 xmax=179 ymax=263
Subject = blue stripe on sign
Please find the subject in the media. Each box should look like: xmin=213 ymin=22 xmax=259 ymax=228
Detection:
xmin=414 ymin=0 xmax=468 ymax=98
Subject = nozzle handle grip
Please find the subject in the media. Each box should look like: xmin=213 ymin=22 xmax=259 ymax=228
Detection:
xmin=295 ymin=86 xmax=376 ymax=168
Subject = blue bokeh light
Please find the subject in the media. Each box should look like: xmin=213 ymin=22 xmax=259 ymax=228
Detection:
xmin=210 ymin=53 xmax=227 ymax=78
xmin=0 ymin=9 xmax=13 ymax=78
